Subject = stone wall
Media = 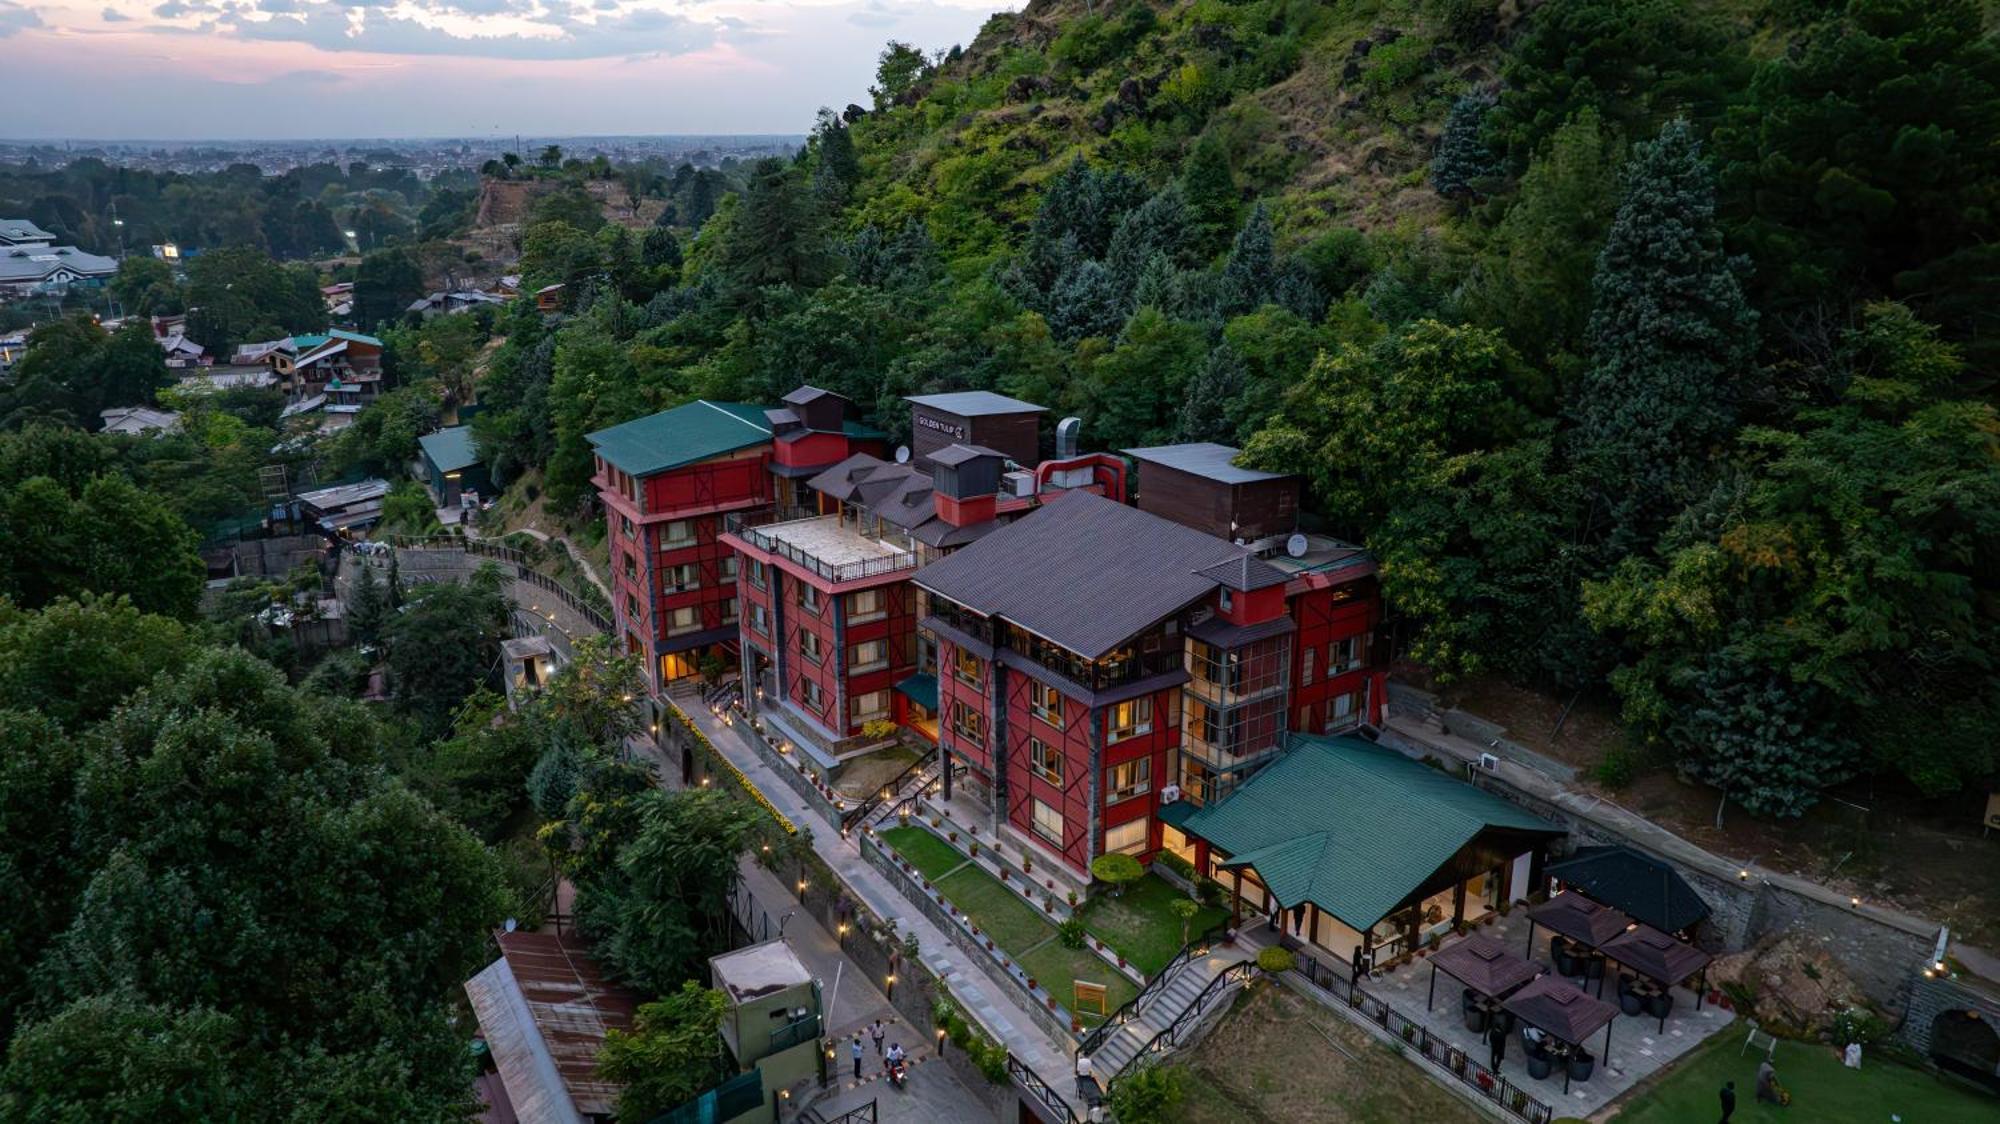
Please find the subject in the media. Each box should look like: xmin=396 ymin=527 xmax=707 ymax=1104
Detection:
xmin=1900 ymin=972 xmax=2000 ymax=1056
xmin=1379 ymin=715 xmax=1944 ymax=1017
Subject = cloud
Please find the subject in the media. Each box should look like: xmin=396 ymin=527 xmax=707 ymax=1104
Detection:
xmin=846 ymin=1 xmax=899 ymax=28
xmin=0 ymin=0 xmax=43 ymax=36
xmin=102 ymin=6 xmax=130 ymax=19
xmin=219 ymin=2 xmax=711 ymax=60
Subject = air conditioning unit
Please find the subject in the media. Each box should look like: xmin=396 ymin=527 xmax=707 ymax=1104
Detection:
xmin=1477 ymin=752 xmax=1501 ymax=773
xmin=1003 ymin=470 xmax=1036 ymax=498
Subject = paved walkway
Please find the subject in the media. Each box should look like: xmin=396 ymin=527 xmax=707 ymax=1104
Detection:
xmin=674 ymin=700 xmax=1075 ymax=1079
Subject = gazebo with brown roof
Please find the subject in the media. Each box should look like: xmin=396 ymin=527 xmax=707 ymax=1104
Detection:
xmin=1426 ymin=932 xmax=1542 ymax=1013
xmin=1523 ymin=892 xmax=1633 ymax=991
xmin=1503 ymin=975 xmax=1620 ymax=1092
xmin=1601 ymin=922 xmax=1714 ymax=1030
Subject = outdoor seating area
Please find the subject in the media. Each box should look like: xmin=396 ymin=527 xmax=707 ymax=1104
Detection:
xmin=1367 ymin=904 xmax=1734 ymax=1115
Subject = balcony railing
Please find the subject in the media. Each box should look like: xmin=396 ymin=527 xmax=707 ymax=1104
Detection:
xmin=724 ymin=512 xmax=917 ymax=585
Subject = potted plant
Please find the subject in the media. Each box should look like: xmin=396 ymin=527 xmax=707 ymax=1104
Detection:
xmin=1026 ymin=977 xmax=1037 ymax=990
xmin=999 ymin=868 xmax=1009 ymax=881
xmin=1475 ymin=1072 xmax=1495 ymax=1093
xmin=970 ymin=841 xmax=981 ymax=858
xmin=1400 ymin=1023 xmax=1416 ymax=1043
xmin=948 ymin=832 xmax=958 ymax=843
xmin=1023 ymin=854 xmax=1033 ymax=874
xmin=1510 ymin=1091 xmax=1528 ymax=1112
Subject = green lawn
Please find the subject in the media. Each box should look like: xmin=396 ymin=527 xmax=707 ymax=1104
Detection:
xmin=1079 ymin=872 xmax=1228 ymax=976
xmin=1612 ymin=1032 xmax=1994 ymax=1124
xmin=879 ymin=825 xmax=969 ymax=882
xmin=1018 ymin=942 xmax=1140 ymax=1024
xmin=934 ymin=866 xmax=1058 ymax=952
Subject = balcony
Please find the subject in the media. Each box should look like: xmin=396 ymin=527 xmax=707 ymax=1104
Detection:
xmin=726 ymin=512 xmax=918 ymax=585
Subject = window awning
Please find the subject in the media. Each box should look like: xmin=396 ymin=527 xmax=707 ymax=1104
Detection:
xmin=893 ymin=673 xmax=938 ymax=712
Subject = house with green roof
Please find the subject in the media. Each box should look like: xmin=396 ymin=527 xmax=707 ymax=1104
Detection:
xmin=1174 ymin=733 xmax=1561 ymax=973
xmin=418 ymin=425 xmax=490 ymax=509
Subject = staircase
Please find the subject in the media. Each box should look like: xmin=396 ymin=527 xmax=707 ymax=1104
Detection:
xmin=1088 ymin=962 xmax=1225 ymax=1075
xmin=847 ymin=749 xmax=945 ymax=832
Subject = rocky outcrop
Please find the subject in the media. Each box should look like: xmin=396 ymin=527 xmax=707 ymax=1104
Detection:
xmin=1709 ymin=933 xmax=1869 ymax=1036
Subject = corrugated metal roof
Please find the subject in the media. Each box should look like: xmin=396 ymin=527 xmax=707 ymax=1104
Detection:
xmin=464 ymin=930 xmax=637 ymax=1122
xmin=419 ymin=425 xmax=481 ymax=473
xmin=586 ymin=400 xmax=772 ymax=477
xmin=905 ymin=391 xmax=1047 ymax=417
xmin=1184 ymin=734 xmax=1560 ymax=933
xmin=1125 ymin=442 xmax=1291 ymax=485
xmin=912 ymin=491 xmax=1252 ymax=659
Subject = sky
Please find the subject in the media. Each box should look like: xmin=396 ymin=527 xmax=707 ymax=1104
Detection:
xmin=0 ymin=0 xmax=1001 ymax=139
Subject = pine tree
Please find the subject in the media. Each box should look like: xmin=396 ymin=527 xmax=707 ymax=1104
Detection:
xmin=722 ymin=158 xmax=832 ymax=290
xmin=1219 ymin=204 xmax=1276 ymax=316
xmin=1176 ymin=344 xmax=1247 ymax=444
xmin=349 ymin=564 xmax=386 ymax=646
xmin=1047 ymin=260 xmax=1123 ymax=342
xmin=1105 ymin=184 xmax=1194 ymax=304
xmin=1430 ymin=92 xmax=1497 ymax=202
xmin=1573 ymin=118 xmax=1755 ymax=557
xmin=1179 ymin=134 xmax=1239 ymax=254
xmin=386 ymin=554 xmax=403 ymax=609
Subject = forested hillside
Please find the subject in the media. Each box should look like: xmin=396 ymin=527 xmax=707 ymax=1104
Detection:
xmin=467 ymin=0 xmax=2000 ymax=822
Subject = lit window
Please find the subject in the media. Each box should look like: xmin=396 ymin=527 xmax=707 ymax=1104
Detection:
xmin=951 ymin=700 xmax=984 ymax=745
xmin=849 ymin=639 xmax=887 ymax=672
xmin=1104 ymin=818 xmax=1148 ymax=855
xmin=1108 ymin=697 xmax=1153 ymax=743
xmin=1028 ymin=737 xmax=1063 ymax=785
xmin=952 ymin=645 xmax=983 ymax=689
xmin=1032 ymin=799 xmax=1063 ymax=844
xmin=852 ymin=689 xmax=889 ymax=726
xmin=800 ymin=631 xmax=824 ymax=665
xmin=1106 ymin=758 xmax=1150 ymax=803
xmin=847 ymin=588 xmax=884 ymax=623
xmin=1029 ymin=680 xmax=1063 ymax=726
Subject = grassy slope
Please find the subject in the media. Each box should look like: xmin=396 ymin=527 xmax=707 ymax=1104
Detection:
xmin=1079 ymin=872 xmax=1228 ymax=975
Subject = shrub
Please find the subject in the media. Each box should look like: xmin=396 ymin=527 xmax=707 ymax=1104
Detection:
xmin=1057 ymin=917 xmax=1087 ymax=950
xmin=1157 ymin=850 xmax=1195 ymax=880
xmin=1832 ymin=1006 xmax=1888 ymax=1047
xmin=1090 ymin=853 xmax=1144 ymax=895
xmin=1593 ymin=742 xmax=1640 ymax=788
xmin=1106 ymin=1065 xmax=1184 ymax=1124
xmin=1256 ymin=947 xmax=1297 ymax=974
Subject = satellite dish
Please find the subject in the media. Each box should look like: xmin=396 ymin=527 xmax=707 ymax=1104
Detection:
xmin=893 ymin=445 xmax=911 ymax=464
xmin=1285 ymin=533 xmax=1309 ymax=559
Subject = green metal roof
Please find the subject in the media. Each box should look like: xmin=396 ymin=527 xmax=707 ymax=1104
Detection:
xmin=328 ymin=329 xmax=383 ymax=347
xmin=586 ymin=400 xmax=773 ymax=477
xmin=291 ymin=334 xmax=331 ymax=349
xmin=1181 ymin=735 xmax=1559 ymax=932
xmin=418 ymin=426 xmax=481 ymax=473
xmin=893 ymin=673 xmax=938 ymax=712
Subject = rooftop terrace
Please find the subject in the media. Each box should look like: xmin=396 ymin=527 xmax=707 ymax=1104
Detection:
xmin=734 ymin=513 xmax=917 ymax=584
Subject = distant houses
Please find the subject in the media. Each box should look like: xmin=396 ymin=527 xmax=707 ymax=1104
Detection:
xmin=407 ymin=289 xmax=506 ymax=319
xmin=99 ymin=405 xmax=180 ymax=437
xmin=0 ymin=217 xmax=119 ymax=295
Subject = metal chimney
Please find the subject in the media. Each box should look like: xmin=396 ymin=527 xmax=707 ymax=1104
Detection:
xmin=1055 ymin=416 xmax=1082 ymax=459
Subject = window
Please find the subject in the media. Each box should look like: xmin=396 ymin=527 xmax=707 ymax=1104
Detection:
xmin=847 ymin=588 xmax=884 ymax=623
xmin=662 ymin=520 xmax=694 ymax=548
xmin=621 ymin=552 xmax=637 ymax=581
xmin=798 ymin=584 xmax=822 ymax=615
xmin=749 ymin=560 xmax=767 ymax=590
xmin=1107 ymin=697 xmax=1153 ymax=742
xmin=620 ymin=514 xmax=636 ymax=541
xmin=849 ymin=639 xmax=887 ymax=672
xmin=851 ymin=689 xmax=889 ymax=726
xmin=721 ymin=597 xmax=739 ymax=625
xmin=800 ymin=630 xmax=824 ymax=665
xmin=668 ymin=563 xmax=700 ymax=591
xmin=750 ymin=603 xmax=769 ymax=636
xmin=1106 ymin=758 xmax=1151 ymax=803
xmin=1029 ymin=680 xmax=1063 ymax=726
xmin=1329 ymin=635 xmax=1363 ymax=676
xmin=1326 ymin=688 xmax=1365 ymax=730
xmin=950 ymin=700 xmax=984 ymax=745
xmin=1218 ymin=587 xmax=1233 ymax=612
xmin=802 ymin=680 xmax=826 ymax=712
xmin=1300 ymin=645 xmax=1315 ymax=686
xmin=1028 ymin=737 xmax=1063 ymax=785
xmin=951 ymin=645 xmax=983 ymax=689
xmin=1104 ymin=817 xmax=1149 ymax=855
xmin=666 ymin=606 xmax=701 ymax=635
xmin=1031 ymin=799 xmax=1063 ymax=844
xmin=624 ymin=593 xmax=640 ymax=619
xmin=720 ymin=556 xmax=738 ymax=582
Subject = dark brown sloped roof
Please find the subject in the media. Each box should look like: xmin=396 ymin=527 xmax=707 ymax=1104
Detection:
xmin=1430 ymin=933 xmax=1542 ymax=999
xmin=1196 ymin=553 xmax=1291 ymax=592
xmin=1503 ymin=975 xmax=1619 ymax=1048
xmin=1600 ymin=923 xmax=1712 ymax=987
xmin=913 ymin=491 xmax=1262 ymax=659
xmin=1528 ymin=891 xmax=1632 ymax=949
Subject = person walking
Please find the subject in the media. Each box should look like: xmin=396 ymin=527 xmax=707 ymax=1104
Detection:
xmin=871 ymin=1019 xmax=886 ymax=1057
xmin=1718 ymin=1079 xmax=1736 ymax=1122
xmin=1488 ymin=1023 xmax=1507 ymax=1072
xmin=851 ymin=1034 xmax=864 ymax=1080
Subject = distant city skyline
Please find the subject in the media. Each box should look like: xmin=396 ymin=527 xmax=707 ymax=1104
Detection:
xmin=0 ymin=0 xmax=1000 ymax=140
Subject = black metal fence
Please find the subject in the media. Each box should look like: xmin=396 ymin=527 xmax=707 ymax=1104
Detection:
xmin=1115 ymin=960 xmax=1256 ymax=1078
xmin=1291 ymin=953 xmax=1555 ymax=1124
xmin=1078 ymin=920 xmax=1229 ymax=1059
xmin=1005 ymin=1054 xmax=1080 ymax=1124
xmin=387 ymin=535 xmax=612 ymax=633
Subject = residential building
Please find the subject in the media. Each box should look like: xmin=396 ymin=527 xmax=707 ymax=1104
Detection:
xmin=0 ymin=218 xmax=56 ymax=246
xmin=158 ymin=331 xmax=207 ymax=367
xmin=587 ymin=392 xmax=882 ymax=694
xmin=709 ymin=940 xmax=822 ymax=1110
xmin=535 ymin=284 xmax=564 ymax=313
xmin=408 ymin=289 xmax=506 ymax=318
xmin=0 ymin=242 xmax=117 ymax=294
xmin=98 ymin=405 xmax=180 ymax=436
xmin=905 ymin=390 xmax=1045 ymax=469
xmin=263 ymin=329 xmax=386 ymax=413
xmin=462 ymin=929 xmax=638 ymax=1124
xmin=419 ymin=425 xmax=492 ymax=509
xmin=910 ymin=453 xmax=1388 ymax=879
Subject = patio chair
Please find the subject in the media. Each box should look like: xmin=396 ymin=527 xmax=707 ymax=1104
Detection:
xmin=1550 ymin=936 xmax=1579 ymax=976
xmin=1618 ymin=983 xmax=1644 ymax=1017
xmin=1568 ymin=1050 xmax=1595 ymax=1082
xmin=1525 ymin=1051 xmax=1554 ymax=1081
xmin=1463 ymin=1005 xmax=1489 ymax=1035
xmin=1645 ymin=990 xmax=1674 ymax=1020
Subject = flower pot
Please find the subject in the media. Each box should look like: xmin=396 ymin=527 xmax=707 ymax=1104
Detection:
xmin=1117 ymin=957 xmax=1126 ymax=968
xmin=1027 ymin=978 xmax=1037 ymax=989
xmin=948 ymin=833 xmax=958 ymax=843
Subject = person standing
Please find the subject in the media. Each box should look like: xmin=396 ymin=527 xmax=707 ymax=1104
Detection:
xmin=1488 ymin=1023 xmax=1507 ymax=1072
xmin=1718 ymin=1079 xmax=1736 ymax=1122
xmin=871 ymin=1019 xmax=886 ymax=1057
xmin=851 ymin=1034 xmax=864 ymax=1080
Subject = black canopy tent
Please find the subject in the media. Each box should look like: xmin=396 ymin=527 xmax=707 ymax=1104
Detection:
xmin=1546 ymin=846 xmax=1711 ymax=935
xmin=1427 ymin=932 xmax=1542 ymax=1012
xmin=1600 ymin=923 xmax=1714 ymax=1031
xmin=1523 ymin=892 xmax=1632 ymax=993
xmin=1503 ymin=975 xmax=1619 ymax=1093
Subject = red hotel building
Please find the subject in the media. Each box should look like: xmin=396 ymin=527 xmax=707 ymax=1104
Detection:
xmin=587 ymin=389 xmax=882 ymax=694
xmin=911 ymin=466 xmax=1386 ymax=879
